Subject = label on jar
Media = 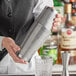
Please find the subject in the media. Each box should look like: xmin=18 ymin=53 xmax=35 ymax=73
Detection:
xmin=43 ymin=49 xmax=49 ymax=55
xmin=61 ymin=28 xmax=76 ymax=49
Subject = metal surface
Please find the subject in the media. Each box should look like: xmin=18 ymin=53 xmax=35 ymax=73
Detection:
xmin=62 ymin=52 xmax=70 ymax=76
xmin=17 ymin=7 xmax=57 ymax=62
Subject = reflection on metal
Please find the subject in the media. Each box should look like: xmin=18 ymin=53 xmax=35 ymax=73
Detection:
xmin=17 ymin=7 xmax=57 ymax=62
xmin=62 ymin=51 xmax=70 ymax=76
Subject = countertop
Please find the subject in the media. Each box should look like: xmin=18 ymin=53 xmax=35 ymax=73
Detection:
xmin=0 ymin=73 xmax=76 ymax=76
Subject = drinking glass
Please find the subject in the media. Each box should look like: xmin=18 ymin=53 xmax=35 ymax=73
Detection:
xmin=35 ymin=56 xmax=53 ymax=76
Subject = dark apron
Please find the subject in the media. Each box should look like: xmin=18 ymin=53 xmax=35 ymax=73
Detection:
xmin=0 ymin=0 xmax=38 ymax=60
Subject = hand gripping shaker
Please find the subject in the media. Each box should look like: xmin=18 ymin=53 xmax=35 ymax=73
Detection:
xmin=16 ymin=7 xmax=57 ymax=62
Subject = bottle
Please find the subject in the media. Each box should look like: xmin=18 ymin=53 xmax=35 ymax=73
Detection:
xmin=60 ymin=3 xmax=76 ymax=51
xmin=38 ymin=34 xmax=58 ymax=64
xmin=69 ymin=0 xmax=76 ymax=64
xmin=53 ymin=0 xmax=64 ymax=64
xmin=70 ymin=0 xmax=76 ymax=16
xmin=53 ymin=0 xmax=64 ymax=16
xmin=54 ymin=0 xmax=64 ymax=6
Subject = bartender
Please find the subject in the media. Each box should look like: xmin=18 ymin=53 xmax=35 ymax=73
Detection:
xmin=0 ymin=0 xmax=63 ymax=74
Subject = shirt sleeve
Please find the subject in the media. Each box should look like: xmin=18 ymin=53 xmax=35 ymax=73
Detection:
xmin=0 ymin=36 xmax=4 ymax=51
xmin=33 ymin=0 xmax=54 ymax=18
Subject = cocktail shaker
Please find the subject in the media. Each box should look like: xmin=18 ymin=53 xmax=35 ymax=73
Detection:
xmin=62 ymin=52 xmax=70 ymax=76
xmin=16 ymin=7 xmax=57 ymax=62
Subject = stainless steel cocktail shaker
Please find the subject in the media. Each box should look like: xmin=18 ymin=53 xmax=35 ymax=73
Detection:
xmin=17 ymin=7 xmax=57 ymax=62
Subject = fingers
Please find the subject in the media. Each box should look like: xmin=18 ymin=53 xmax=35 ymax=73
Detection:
xmin=52 ymin=25 xmax=60 ymax=32
xmin=10 ymin=43 xmax=20 ymax=53
xmin=54 ymin=14 xmax=62 ymax=25
xmin=2 ymin=37 xmax=27 ymax=64
xmin=7 ymin=37 xmax=20 ymax=53
xmin=54 ymin=18 xmax=61 ymax=22
xmin=52 ymin=25 xmax=58 ymax=32
xmin=53 ymin=22 xmax=61 ymax=26
xmin=52 ymin=14 xmax=64 ymax=32
xmin=56 ymin=14 xmax=62 ymax=18
xmin=56 ymin=14 xmax=65 ymax=23
xmin=7 ymin=46 xmax=26 ymax=64
xmin=54 ymin=14 xmax=62 ymax=22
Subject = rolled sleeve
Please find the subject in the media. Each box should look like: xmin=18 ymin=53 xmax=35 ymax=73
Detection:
xmin=33 ymin=0 xmax=54 ymax=18
xmin=0 ymin=36 xmax=4 ymax=51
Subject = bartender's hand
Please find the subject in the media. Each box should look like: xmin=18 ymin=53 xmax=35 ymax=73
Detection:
xmin=2 ymin=37 xmax=26 ymax=64
xmin=52 ymin=14 xmax=64 ymax=32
